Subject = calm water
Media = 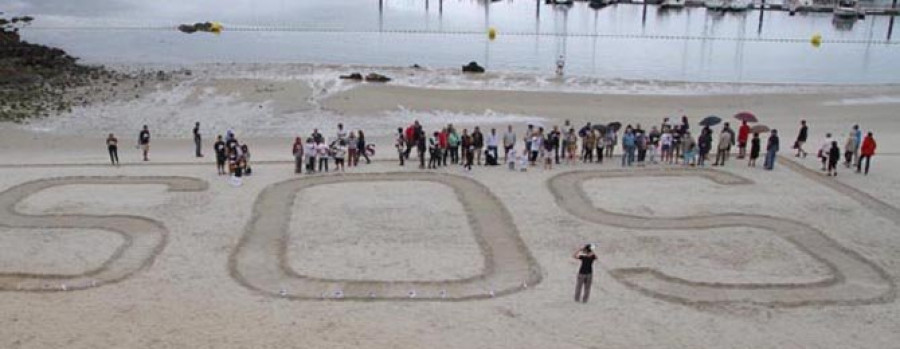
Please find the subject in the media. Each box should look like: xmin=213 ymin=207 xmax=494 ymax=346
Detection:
xmin=9 ymin=0 xmax=900 ymax=83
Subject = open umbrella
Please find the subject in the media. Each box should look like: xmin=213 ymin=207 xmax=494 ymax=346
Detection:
xmin=592 ymin=124 xmax=608 ymax=133
xmin=607 ymin=122 xmax=622 ymax=132
xmin=750 ymin=124 xmax=770 ymax=133
xmin=699 ymin=115 xmax=722 ymax=127
xmin=734 ymin=111 xmax=758 ymax=123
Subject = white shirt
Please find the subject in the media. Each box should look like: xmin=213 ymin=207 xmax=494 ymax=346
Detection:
xmin=503 ymin=132 xmax=516 ymax=147
xmin=661 ymin=133 xmax=673 ymax=146
xmin=487 ymin=133 xmax=499 ymax=147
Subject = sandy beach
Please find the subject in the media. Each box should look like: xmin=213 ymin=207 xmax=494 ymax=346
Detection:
xmin=2 ymin=65 xmax=900 ymax=348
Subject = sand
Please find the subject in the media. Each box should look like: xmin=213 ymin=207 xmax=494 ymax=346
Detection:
xmin=1 ymin=64 xmax=900 ymax=348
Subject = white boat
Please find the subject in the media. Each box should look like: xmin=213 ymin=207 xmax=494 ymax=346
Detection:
xmin=706 ymin=0 xmax=728 ymax=11
xmin=728 ymin=0 xmax=752 ymax=11
xmin=660 ymin=0 xmax=685 ymax=9
xmin=834 ymin=0 xmax=860 ymax=18
xmin=788 ymin=0 xmax=813 ymax=13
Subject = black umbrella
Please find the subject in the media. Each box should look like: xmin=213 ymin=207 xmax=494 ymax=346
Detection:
xmin=592 ymin=124 xmax=608 ymax=133
xmin=699 ymin=115 xmax=722 ymax=127
xmin=607 ymin=122 xmax=622 ymax=132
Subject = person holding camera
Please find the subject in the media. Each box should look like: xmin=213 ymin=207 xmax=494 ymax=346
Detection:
xmin=573 ymin=244 xmax=597 ymax=303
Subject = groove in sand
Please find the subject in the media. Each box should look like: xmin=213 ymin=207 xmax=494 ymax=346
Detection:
xmin=548 ymin=166 xmax=895 ymax=307
xmin=229 ymin=172 xmax=542 ymax=301
xmin=0 ymin=176 xmax=208 ymax=292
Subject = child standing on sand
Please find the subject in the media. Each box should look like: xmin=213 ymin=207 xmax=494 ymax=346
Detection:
xmin=334 ymin=140 xmax=347 ymax=172
xmin=748 ymin=133 xmax=761 ymax=167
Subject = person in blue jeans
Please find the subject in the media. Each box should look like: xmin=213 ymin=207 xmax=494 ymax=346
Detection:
xmin=621 ymin=127 xmax=636 ymax=167
xmin=764 ymin=129 xmax=780 ymax=170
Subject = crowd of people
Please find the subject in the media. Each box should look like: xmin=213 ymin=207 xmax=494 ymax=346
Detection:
xmin=390 ymin=117 xmax=786 ymax=172
xmin=387 ymin=116 xmax=878 ymax=176
xmin=291 ymin=123 xmax=373 ymax=174
xmin=107 ymin=117 xmax=878 ymax=179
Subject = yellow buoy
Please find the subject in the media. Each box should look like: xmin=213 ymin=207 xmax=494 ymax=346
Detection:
xmin=810 ymin=33 xmax=822 ymax=48
xmin=210 ymin=21 xmax=224 ymax=34
xmin=488 ymin=27 xmax=497 ymax=41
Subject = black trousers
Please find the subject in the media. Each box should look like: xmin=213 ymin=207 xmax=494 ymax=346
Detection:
xmin=857 ymin=155 xmax=872 ymax=174
xmin=108 ymin=145 xmax=119 ymax=164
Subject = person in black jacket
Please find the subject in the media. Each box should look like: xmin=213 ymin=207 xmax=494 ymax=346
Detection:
xmin=472 ymin=127 xmax=484 ymax=166
xmin=795 ymin=120 xmax=808 ymax=158
xmin=573 ymin=244 xmax=597 ymax=303
xmin=748 ymin=133 xmax=761 ymax=167
xmin=827 ymin=141 xmax=841 ymax=176
xmin=698 ymin=128 xmax=713 ymax=167
xmin=764 ymin=130 xmax=780 ymax=170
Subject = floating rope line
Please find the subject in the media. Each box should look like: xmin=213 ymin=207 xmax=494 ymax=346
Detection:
xmin=27 ymin=25 xmax=899 ymax=45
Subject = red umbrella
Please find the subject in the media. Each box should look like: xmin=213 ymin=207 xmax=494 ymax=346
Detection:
xmin=734 ymin=111 xmax=758 ymax=123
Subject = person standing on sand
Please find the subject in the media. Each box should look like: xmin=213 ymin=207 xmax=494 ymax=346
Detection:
xmin=503 ymin=125 xmax=516 ymax=163
xmin=550 ymin=126 xmax=561 ymax=165
xmin=748 ymin=133 xmax=761 ymax=167
xmin=795 ymin=120 xmax=809 ymax=158
xmin=306 ymin=138 xmax=317 ymax=173
xmin=438 ymin=128 xmax=449 ymax=166
xmin=138 ymin=125 xmax=151 ymax=161
xmin=843 ymin=131 xmax=857 ymax=168
xmin=764 ymin=129 xmax=780 ymax=170
xmin=487 ymin=128 xmax=500 ymax=166
xmin=697 ymin=128 xmax=712 ymax=167
xmin=681 ymin=130 xmax=696 ymax=166
xmin=818 ymin=133 xmax=833 ymax=171
xmin=737 ymin=121 xmax=750 ymax=159
xmin=566 ymin=128 xmax=578 ymax=166
xmin=334 ymin=140 xmax=347 ymax=172
xmin=417 ymin=127 xmax=428 ymax=169
xmin=530 ymin=129 xmax=543 ymax=166
xmin=573 ymin=244 xmax=597 ymax=303
xmin=583 ymin=129 xmax=596 ymax=163
xmin=472 ymin=126 xmax=485 ymax=166
xmin=357 ymin=130 xmax=370 ymax=165
xmin=449 ymin=125 xmax=460 ymax=165
xmin=106 ymin=133 xmax=119 ymax=166
xmin=827 ymin=141 xmax=840 ymax=177
xmin=395 ymin=128 xmax=406 ymax=167
xmin=622 ymin=127 xmax=636 ymax=167
xmin=214 ymin=135 xmax=226 ymax=175
xmin=346 ymin=132 xmax=358 ymax=168
xmin=852 ymin=124 xmax=862 ymax=166
xmin=317 ymin=140 xmax=330 ymax=172
xmin=428 ymin=131 xmax=440 ymax=169
xmin=292 ymin=137 xmax=304 ymax=174
xmin=660 ymin=127 xmax=673 ymax=164
xmin=857 ymin=132 xmax=876 ymax=175
xmin=713 ymin=126 xmax=733 ymax=166
xmin=193 ymin=122 xmax=203 ymax=158
xmin=605 ymin=128 xmax=617 ymax=159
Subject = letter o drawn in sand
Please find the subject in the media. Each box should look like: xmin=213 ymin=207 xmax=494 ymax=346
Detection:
xmin=549 ymin=168 xmax=895 ymax=307
xmin=230 ymin=172 xmax=542 ymax=301
xmin=0 ymin=176 xmax=208 ymax=292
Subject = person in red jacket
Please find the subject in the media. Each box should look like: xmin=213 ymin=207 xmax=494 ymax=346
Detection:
xmin=737 ymin=121 xmax=751 ymax=159
xmin=857 ymin=132 xmax=876 ymax=175
xmin=438 ymin=127 xmax=449 ymax=166
xmin=404 ymin=122 xmax=416 ymax=160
